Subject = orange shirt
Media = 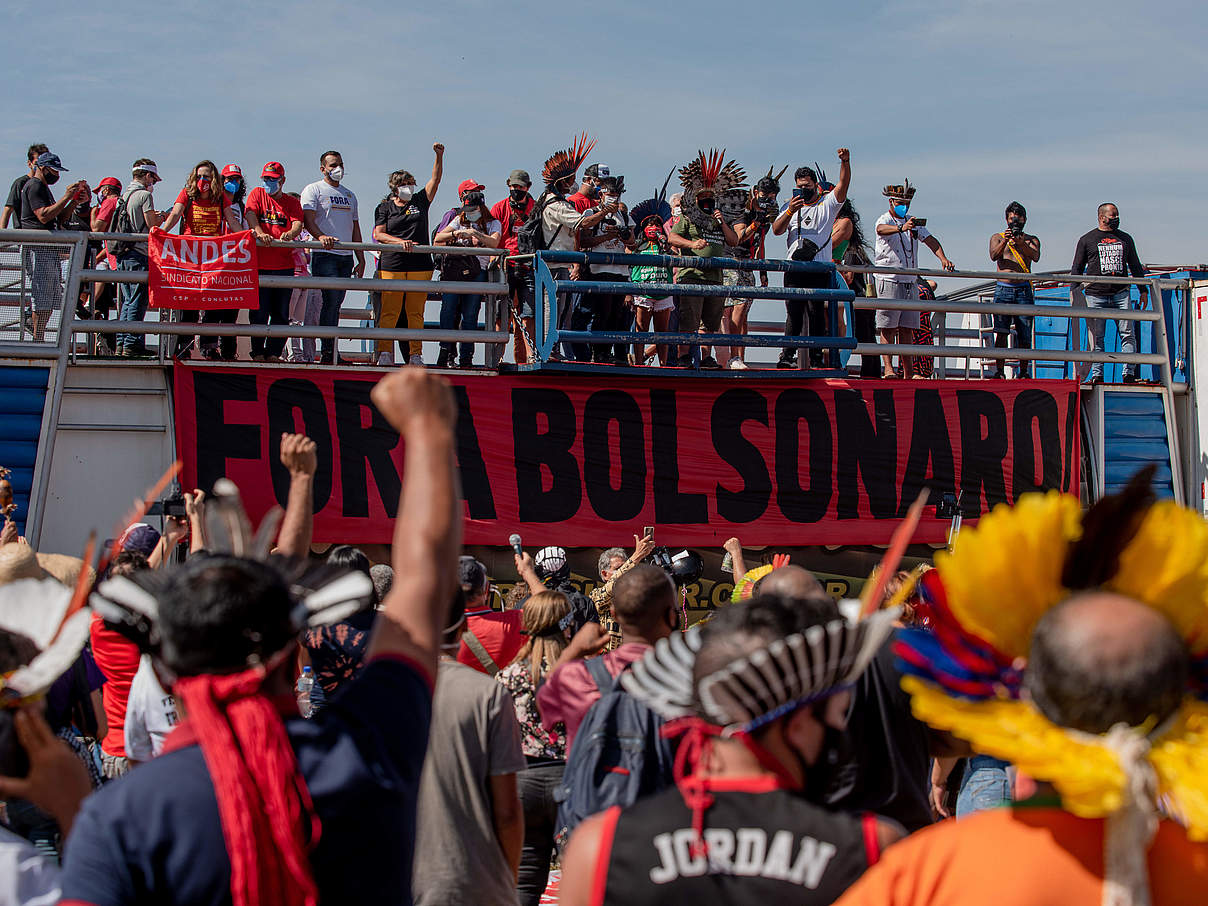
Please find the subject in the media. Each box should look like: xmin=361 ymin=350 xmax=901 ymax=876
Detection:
xmin=835 ymin=806 xmax=1208 ymax=906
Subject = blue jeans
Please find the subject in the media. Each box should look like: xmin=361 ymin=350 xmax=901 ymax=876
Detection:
xmin=991 ymin=281 xmax=1034 ymax=376
xmin=1086 ymin=288 xmax=1136 ymax=380
xmin=116 ymin=252 xmax=149 ymax=351
xmin=956 ymin=755 xmax=1011 ymax=817
xmin=439 ymin=271 xmax=485 ymax=364
xmin=312 ymin=251 xmax=354 ymax=359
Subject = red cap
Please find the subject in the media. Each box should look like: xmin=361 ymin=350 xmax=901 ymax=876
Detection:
xmin=221 ymin=163 xmax=242 ymax=179
xmin=457 ymin=179 xmax=485 ymax=197
xmin=95 ymin=176 xmax=121 ymax=193
xmin=261 ymin=161 xmax=285 ymax=179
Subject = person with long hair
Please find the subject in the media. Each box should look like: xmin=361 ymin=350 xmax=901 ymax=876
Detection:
xmin=433 ymin=186 xmax=500 ymax=368
xmin=831 ymin=199 xmax=879 ymax=377
xmin=373 ymin=144 xmax=444 ymax=366
xmin=161 ymin=160 xmax=240 ymax=359
xmin=495 ymin=589 xmax=571 ymax=906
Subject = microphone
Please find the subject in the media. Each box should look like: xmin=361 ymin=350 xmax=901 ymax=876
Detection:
xmin=509 ymin=533 xmax=524 ymax=558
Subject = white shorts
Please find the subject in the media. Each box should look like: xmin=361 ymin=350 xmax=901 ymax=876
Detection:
xmin=874 ymin=277 xmax=921 ymax=329
xmin=634 ymin=296 xmax=674 ymax=312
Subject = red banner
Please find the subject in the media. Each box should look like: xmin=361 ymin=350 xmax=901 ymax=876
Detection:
xmin=148 ymin=228 xmax=259 ymax=310
xmin=174 ymin=366 xmax=1080 ymax=547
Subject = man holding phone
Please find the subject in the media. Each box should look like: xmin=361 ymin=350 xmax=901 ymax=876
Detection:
xmin=772 ymin=149 xmax=851 ymax=368
xmin=873 ymin=180 xmax=956 ymax=378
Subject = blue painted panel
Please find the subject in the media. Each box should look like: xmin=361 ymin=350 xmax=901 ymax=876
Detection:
xmin=0 ymin=366 xmax=49 ymax=537
xmin=0 ymin=368 xmax=50 ymax=389
xmin=1106 ymin=439 xmax=1173 ymax=462
xmin=1102 ymin=393 xmax=1165 ymax=418
xmin=3 ymin=414 xmax=43 ymax=440
xmin=0 ymin=388 xmax=51 ymax=415
xmin=0 ymin=441 xmax=38 ymax=469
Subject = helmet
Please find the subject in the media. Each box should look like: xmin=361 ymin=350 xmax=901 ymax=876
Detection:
xmin=534 ymin=546 xmax=571 ymax=584
xmin=668 ymin=550 xmax=704 ymax=587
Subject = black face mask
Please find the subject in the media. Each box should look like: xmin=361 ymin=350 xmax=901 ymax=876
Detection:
xmin=1105 ymin=217 xmax=1121 ymax=230
xmin=803 ymin=719 xmax=855 ymax=803
xmin=509 ymin=188 xmax=527 ymax=203
xmin=698 ymin=198 xmax=715 ymax=214
xmin=43 ymin=170 xmax=60 ymax=186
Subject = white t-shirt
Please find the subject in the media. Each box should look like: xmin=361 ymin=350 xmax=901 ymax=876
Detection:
xmin=124 ymin=655 xmax=179 ymax=761
xmin=542 ymin=197 xmax=584 ymax=253
xmin=780 ymin=190 xmax=844 ymax=261
xmin=0 ymin=826 xmax=60 ymax=906
xmin=874 ymin=211 xmax=932 ymax=282
xmin=300 ymin=179 xmax=359 ymax=254
xmin=446 ymin=216 xmax=502 ymax=269
xmin=581 ymin=205 xmax=633 ymax=277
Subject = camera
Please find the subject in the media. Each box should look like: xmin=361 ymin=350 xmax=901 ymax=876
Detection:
xmin=645 ymin=546 xmax=704 ymax=588
xmin=935 ymin=492 xmax=960 ymax=520
xmin=161 ymin=492 xmax=188 ymax=518
xmin=910 ymin=217 xmax=927 ymax=227
xmin=1008 ymin=223 xmax=1024 ymax=236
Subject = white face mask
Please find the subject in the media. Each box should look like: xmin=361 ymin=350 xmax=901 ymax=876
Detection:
xmin=601 ymin=195 xmax=618 ymax=207
xmin=396 ymin=185 xmax=415 ymax=201
xmin=327 ymin=166 xmax=344 ymax=183
xmin=672 ymin=205 xmax=682 ymax=216
xmin=464 ymin=209 xmax=482 ymax=223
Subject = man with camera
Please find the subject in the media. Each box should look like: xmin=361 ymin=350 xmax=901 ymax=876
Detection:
xmin=771 ymin=150 xmax=851 ymax=368
xmin=988 ymin=202 xmax=1041 ymax=378
xmin=873 ymin=181 xmax=955 ymax=378
xmin=572 ymin=176 xmax=635 ymax=363
xmin=491 ymin=170 xmax=537 ymax=364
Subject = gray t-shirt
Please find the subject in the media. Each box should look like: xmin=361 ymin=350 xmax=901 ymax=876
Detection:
xmin=122 ymin=183 xmax=155 ymax=232
xmin=299 ymin=179 xmax=358 ymax=255
xmin=412 ymin=660 xmax=526 ymax=906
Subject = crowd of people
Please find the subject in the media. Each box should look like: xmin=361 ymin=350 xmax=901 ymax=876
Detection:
xmin=3 ymin=140 xmax=1152 ymax=379
xmin=0 ymin=367 xmax=1205 ymax=906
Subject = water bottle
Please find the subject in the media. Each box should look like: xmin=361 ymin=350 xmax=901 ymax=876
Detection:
xmin=296 ymin=666 xmax=314 ymax=718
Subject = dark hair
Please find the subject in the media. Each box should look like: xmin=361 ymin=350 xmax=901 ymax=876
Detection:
xmin=1025 ymin=594 xmax=1189 ymax=734
xmin=693 ymin=591 xmax=840 ymax=697
xmin=794 ymin=166 xmax=818 ymax=184
xmin=132 ymin=158 xmax=157 ymax=179
xmin=26 ymin=144 xmax=48 ymax=164
xmin=0 ymin=628 xmax=39 ymax=673
xmin=320 ymin=150 xmax=342 ymax=166
xmin=227 ymin=175 xmax=246 ymax=207
xmin=755 ymin=176 xmax=780 ymax=196
xmin=326 ymin=545 xmax=372 ymax=578
xmin=109 ymin=550 xmax=149 ymax=579
xmin=1005 ymin=201 xmax=1027 ymax=219
xmin=156 ymin=556 xmax=295 ymax=677
xmin=1097 ymin=202 xmax=1117 ymax=218
xmin=611 ymin=564 xmax=675 ymax=634
xmin=835 ymin=200 xmax=869 ymax=255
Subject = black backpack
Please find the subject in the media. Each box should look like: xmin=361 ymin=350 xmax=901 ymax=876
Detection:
xmin=516 ymin=190 xmax=565 ymax=256
xmin=554 ymin=657 xmax=674 ymax=845
xmin=105 ymin=191 xmax=136 ymax=257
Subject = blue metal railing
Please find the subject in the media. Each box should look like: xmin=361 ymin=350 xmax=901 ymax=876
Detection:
xmin=533 ymin=250 xmax=856 ymax=374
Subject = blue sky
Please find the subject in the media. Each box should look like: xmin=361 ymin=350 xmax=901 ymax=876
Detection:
xmin=5 ymin=0 xmax=1204 ymax=277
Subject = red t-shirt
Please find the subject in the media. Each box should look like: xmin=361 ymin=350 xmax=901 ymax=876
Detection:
xmin=490 ymin=196 xmax=535 ymax=256
xmin=95 ymin=195 xmax=120 ymax=268
xmin=244 ymin=187 xmax=303 ymax=270
xmin=90 ymin=614 xmax=143 ymax=757
xmin=567 ymin=192 xmax=595 ymax=214
xmin=173 ymin=188 xmax=226 ymax=237
xmin=455 ymin=609 xmax=525 ymax=675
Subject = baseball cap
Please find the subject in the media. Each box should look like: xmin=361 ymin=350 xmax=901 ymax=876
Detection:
xmin=34 ymin=152 xmax=68 ymax=172
xmin=261 ymin=161 xmax=285 ymax=179
xmin=114 ymin=522 xmax=161 ymax=558
xmin=458 ymin=555 xmax=488 ymax=593
xmin=584 ymin=163 xmax=609 ymax=179
xmin=458 ymin=179 xmax=486 ymax=197
xmin=94 ymin=176 xmax=121 ymax=193
xmin=221 ymin=163 xmax=243 ymax=179
xmin=507 ymin=169 xmax=531 ymax=187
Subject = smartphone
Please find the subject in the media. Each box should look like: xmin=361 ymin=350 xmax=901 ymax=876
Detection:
xmin=792 ymin=188 xmax=806 ymax=199
xmin=911 ymin=217 xmax=927 ymax=226
xmin=643 ymin=525 xmax=655 ymax=539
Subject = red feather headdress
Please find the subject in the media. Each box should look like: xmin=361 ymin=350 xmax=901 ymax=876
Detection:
xmin=542 ymin=133 xmax=596 ymax=188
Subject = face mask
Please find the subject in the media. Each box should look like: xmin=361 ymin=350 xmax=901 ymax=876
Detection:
xmin=396 ymin=185 xmax=415 ymax=202
xmin=197 ymin=177 xmax=212 ymax=193
xmin=1106 ymin=217 xmax=1120 ymax=230
xmin=800 ymin=185 xmax=818 ymax=202
xmin=601 ymin=195 xmax=618 ymax=208
xmin=327 ymin=166 xmax=344 ymax=183
xmin=802 ymin=719 xmax=854 ymax=804
xmin=509 ymin=187 xmax=527 ymax=202
xmin=672 ymin=205 xmax=682 ymax=217
xmin=224 ymin=180 xmax=240 ymax=195
xmin=757 ymin=196 xmax=777 ymax=211
xmin=585 ymin=183 xmax=599 ymax=196
xmin=43 ymin=171 xmax=60 ymax=185
xmin=698 ymin=198 xmax=715 ymax=214
xmin=262 ymin=179 xmax=280 ymax=194
xmin=464 ymin=209 xmax=482 ymax=223
xmin=892 ymin=203 xmax=909 ymax=218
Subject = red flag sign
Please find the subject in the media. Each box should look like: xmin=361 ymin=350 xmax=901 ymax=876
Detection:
xmin=148 ymin=228 xmax=259 ymax=310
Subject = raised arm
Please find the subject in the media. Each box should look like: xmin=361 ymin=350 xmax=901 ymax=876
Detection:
xmin=275 ymin=434 xmax=316 ymax=558
xmin=367 ymin=368 xmax=461 ymax=676
xmin=425 ymin=143 xmax=445 ymax=202
xmin=833 ymin=148 xmax=851 ymax=204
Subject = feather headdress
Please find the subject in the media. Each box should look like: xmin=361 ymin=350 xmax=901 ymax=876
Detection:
xmin=882 ymin=178 xmax=916 ymax=200
xmin=629 ymin=168 xmax=676 ymax=232
xmin=894 ymin=468 xmax=1208 ymax=906
xmin=756 ymin=165 xmax=789 ymax=193
xmin=542 ymin=133 xmax=596 ymax=189
xmin=678 ymin=150 xmax=746 ymax=231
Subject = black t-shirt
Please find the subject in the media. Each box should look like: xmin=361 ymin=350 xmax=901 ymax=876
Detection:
xmin=734 ymin=210 xmax=772 ymax=259
xmin=1071 ymin=227 xmax=1144 ymax=297
xmin=19 ymin=176 xmax=55 ymax=230
xmin=5 ymin=174 xmax=29 ymax=211
xmin=824 ymin=642 xmax=934 ymax=833
xmin=375 ymin=188 xmax=433 ymax=272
